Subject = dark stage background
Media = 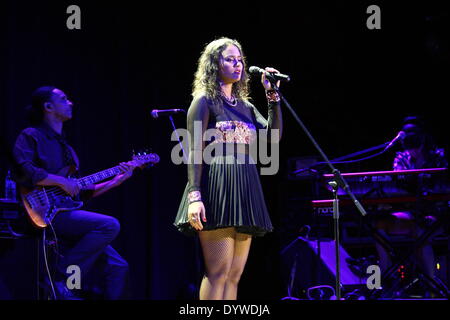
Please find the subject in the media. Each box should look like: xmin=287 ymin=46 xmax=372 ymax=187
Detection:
xmin=1 ymin=1 xmax=449 ymax=299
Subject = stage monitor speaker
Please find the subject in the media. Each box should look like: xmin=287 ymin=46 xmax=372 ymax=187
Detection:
xmin=281 ymin=238 xmax=366 ymax=298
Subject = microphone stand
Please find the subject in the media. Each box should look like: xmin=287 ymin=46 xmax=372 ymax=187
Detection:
xmin=168 ymin=115 xmax=188 ymax=163
xmin=329 ymin=180 xmax=341 ymax=299
xmin=293 ymin=142 xmax=389 ymax=175
xmin=271 ymin=81 xmax=367 ymax=300
xmin=157 ymin=113 xmax=201 ymax=297
xmin=328 ymin=142 xmax=388 ymax=162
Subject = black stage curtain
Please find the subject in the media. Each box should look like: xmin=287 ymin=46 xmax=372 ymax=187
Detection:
xmin=1 ymin=1 xmax=449 ymax=299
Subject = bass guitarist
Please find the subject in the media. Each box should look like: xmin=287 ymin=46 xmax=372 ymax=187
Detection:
xmin=13 ymin=86 xmax=132 ymax=300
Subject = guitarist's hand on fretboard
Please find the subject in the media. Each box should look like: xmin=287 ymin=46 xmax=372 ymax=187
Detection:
xmin=111 ymin=162 xmax=135 ymax=187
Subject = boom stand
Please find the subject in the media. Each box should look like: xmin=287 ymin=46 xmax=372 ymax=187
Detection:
xmin=162 ymin=114 xmax=199 ymax=296
xmin=168 ymin=115 xmax=188 ymax=163
xmin=272 ymin=82 xmax=367 ymax=300
xmin=293 ymin=141 xmax=389 ymax=175
xmin=330 ymin=181 xmax=343 ymax=299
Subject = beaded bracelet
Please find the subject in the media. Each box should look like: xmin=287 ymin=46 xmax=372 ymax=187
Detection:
xmin=188 ymin=191 xmax=202 ymax=204
xmin=266 ymin=90 xmax=280 ymax=103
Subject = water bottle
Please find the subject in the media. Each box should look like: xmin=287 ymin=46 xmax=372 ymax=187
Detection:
xmin=4 ymin=170 xmax=17 ymax=201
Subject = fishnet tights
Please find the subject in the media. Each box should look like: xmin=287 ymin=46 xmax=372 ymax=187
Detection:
xmin=198 ymin=227 xmax=252 ymax=300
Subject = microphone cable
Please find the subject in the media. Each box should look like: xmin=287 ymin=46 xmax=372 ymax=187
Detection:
xmin=48 ymin=219 xmax=61 ymax=293
xmin=307 ymin=285 xmax=336 ymax=300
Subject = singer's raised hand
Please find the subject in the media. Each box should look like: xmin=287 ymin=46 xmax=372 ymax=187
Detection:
xmin=261 ymin=67 xmax=281 ymax=90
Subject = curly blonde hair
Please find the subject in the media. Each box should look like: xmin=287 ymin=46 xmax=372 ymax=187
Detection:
xmin=192 ymin=37 xmax=251 ymax=103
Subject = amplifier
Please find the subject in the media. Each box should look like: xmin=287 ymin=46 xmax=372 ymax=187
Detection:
xmin=0 ymin=199 xmax=21 ymax=219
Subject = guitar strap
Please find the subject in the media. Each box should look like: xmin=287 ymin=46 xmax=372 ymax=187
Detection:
xmin=55 ymin=134 xmax=83 ymax=202
xmin=55 ymin=134 xmax=76 ymax=167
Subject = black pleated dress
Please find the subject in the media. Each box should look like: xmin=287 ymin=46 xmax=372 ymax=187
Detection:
xmin=174 ymin=93 xmax=282 ymax=237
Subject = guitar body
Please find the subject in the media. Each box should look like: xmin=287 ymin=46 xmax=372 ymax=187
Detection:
xmin=20 ymin=165 xmax=83 ymax=228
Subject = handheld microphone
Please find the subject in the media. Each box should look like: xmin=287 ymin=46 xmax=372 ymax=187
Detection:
xmin=248 ymin=66 xmax=291 ymax=82
xmin=150 ymin=109 xmax=186 ymax=119
xmin=384 ymin=131 xmax=406 ymax=150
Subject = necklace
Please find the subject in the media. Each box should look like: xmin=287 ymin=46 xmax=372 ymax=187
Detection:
xmin=221 ymin=92 xmax=237 ymax=107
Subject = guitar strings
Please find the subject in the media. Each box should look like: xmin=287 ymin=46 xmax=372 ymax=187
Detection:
xmin=31 ymin=166 xmax=124 ymax=201
xmin=29 ymin=187 xmax=73 ymax=206
xmin=28 ymin=158 xmax=154 ymax=204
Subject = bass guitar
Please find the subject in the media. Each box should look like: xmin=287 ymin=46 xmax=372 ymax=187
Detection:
xmin=20 ymin=152 xmax=159 ymax=228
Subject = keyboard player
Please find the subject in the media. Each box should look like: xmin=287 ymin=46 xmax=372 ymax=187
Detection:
xmin=374 ymin=116 xmax=448 ymax=290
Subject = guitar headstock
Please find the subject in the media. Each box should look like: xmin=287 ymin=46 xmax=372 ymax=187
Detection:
xmin=131 ymin=149 xmax=160 ymax=169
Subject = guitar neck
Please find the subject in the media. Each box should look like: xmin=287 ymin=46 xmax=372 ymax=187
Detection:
xmin=77 ymin=166 xmax=121 ymax=188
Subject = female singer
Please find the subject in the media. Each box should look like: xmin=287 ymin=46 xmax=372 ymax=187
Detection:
xmin=174 ymin=37 xmax=283 ymax=300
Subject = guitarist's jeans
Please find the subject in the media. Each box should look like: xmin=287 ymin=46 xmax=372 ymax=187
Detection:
xmin=51 ymin=210 xmax=129 ymax=299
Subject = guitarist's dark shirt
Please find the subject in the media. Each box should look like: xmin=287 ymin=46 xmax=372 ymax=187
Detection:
xmin=13 ymin=122 xmax=80 ymax=188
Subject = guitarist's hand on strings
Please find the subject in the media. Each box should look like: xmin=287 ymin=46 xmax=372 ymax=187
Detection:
xmin=112 ymin=162 xmax=135 ymax=186
xmin=59 ymin=177 xmax=81 ymax=197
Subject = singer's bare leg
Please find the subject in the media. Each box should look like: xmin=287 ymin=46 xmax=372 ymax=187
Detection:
xmin=223 ymin=232 xmax=252 ymax=300
xmin=199 ymin=228 xmax=235 ymax=300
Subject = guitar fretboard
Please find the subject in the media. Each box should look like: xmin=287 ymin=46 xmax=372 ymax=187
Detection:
xmin=77 ymin=166 xmax=121 ymax=188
